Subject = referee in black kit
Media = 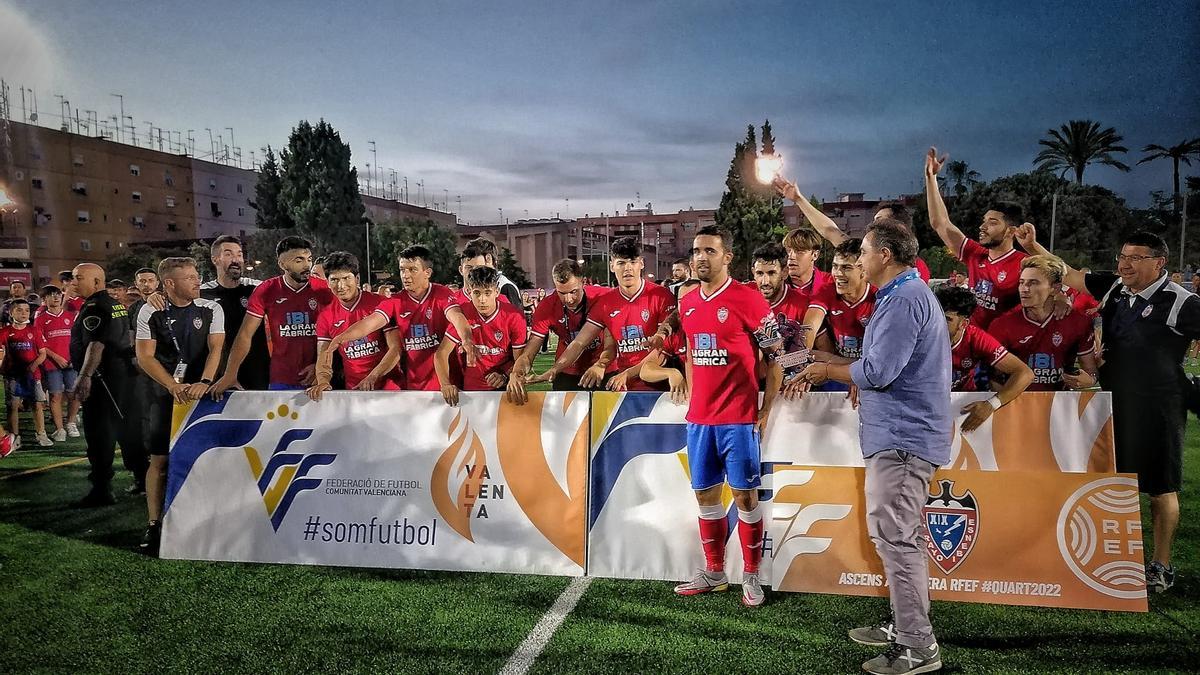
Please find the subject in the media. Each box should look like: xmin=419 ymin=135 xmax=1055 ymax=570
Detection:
xmin=1020 ymin=226 xmax=1199 ymax=593
xmin=134 ymin=257 xmax=225 ymax=555
xmin=68 ymin=263 xmax=136 ymax=507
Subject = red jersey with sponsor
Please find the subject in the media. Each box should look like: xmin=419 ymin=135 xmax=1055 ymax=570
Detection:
xmin=957 ymin=239 xmax=1027 ymax=329
xmin=34 ymin=309 xmax=75 ymax=371
xmin=585 ymin=279 xmax=675 ymax=389
xmin=809 ymin=283 xmax=876 ymax=359
xmin=445 ymin=302 xmax=528 ymax=390
xmin=530 ymin=285 xmax=612 ymax=376
xmin=679 ymin=278 xmax=779 ymax=425
xmin=315 ymin=291 xmax=402 ymax=390
xmin=988 ymin=306 xmax=1095 ymax=391
xmin=1 ymin=323 xmax=42 ymax=378
xmin=950 ymin=324 xmax=1009 ymax=391
xmin=246 ymin=276 xmax=335 ymax=387
xmin=375 ymin=283 xmax=460 ymax=391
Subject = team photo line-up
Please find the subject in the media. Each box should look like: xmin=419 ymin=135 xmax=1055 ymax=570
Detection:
xmin=1 ymin=148 xmax=1192 ymax=675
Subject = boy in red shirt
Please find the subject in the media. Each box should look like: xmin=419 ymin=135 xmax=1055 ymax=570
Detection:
xmin=34 ymin=285 xmax=81 ymax=440
xmin=1 ymin=299 xmax=51 ymax=446
xmin=436 ymin=267 xmax=528 ymax=405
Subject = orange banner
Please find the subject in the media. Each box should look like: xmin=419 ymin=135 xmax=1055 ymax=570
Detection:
xmin=770 ymin=466 xmax=1147 ymax=612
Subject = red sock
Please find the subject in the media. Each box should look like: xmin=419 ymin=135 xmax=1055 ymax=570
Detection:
xmin=698 ymin=515 xmax=728 ymax=573
xmin=738 ymin=507 xmax=764 ymax=574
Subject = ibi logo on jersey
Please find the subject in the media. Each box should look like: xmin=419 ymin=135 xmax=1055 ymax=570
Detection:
xmin=923 ymin=480 xmax=979 ymax=574
xmin=163 ymin=399 xmax=335 ymax=531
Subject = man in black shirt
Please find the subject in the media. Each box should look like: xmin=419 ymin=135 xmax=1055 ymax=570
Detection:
xmin=121 ymin=267 xmax=160 ymax=495
xmin=135 ymin=257 xmax=225 ymax=555
xmin=200 ymin=235 xmax=269 ymax=390
xmin=69 ymin=263 xmax=136 ymax=507
xmin=1020 ymin=227 xmax=1199 ymax=593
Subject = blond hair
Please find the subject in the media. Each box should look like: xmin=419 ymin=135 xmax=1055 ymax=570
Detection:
xmin=1020 ymin=254 xmax=1066 ymax=285
xmin=782 ymin=227 xmax=823 ymax=252
xmin=158 ymin=256 xmax=197 ymax=279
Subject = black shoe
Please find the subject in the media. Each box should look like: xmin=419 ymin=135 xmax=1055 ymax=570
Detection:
xmin=140 ymin=521 xmax=162 ymax=556
xmin=72 ymin=490 xmax=117 ymax=508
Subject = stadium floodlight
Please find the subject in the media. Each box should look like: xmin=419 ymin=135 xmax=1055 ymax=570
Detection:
xmin=754 ymin=152 xmax=783 ymax=184
xmin=0 ymin=186 xmax=15 ymax=211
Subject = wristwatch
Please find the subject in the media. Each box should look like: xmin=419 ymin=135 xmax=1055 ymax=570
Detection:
xmin=200 ymin=377 xmax=213 ymax=385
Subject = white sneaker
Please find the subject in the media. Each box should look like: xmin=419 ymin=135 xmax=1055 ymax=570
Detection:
xmin=36 ymin=433 xmax=53 ymax=447
xmin=66 ymin=423 xmax=80 ymax=438
xmin=673 ymin=568 xmax=729 ymax=596
xmin=741 ymin=572 xmax=766 ymax=607
xmin=12 ymin=435 xmax=22 ymax=450
xmin=51 ymin=429 xmax=68 ymax=442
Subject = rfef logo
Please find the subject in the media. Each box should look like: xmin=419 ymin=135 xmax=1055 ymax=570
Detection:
xmin=1056 ymin=476 xmax=1144 ymax=599
xmin=923 ymin=479 xmax=979 ymax=574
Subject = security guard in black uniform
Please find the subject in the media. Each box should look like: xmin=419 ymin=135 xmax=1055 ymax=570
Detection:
xmin=69 ymin=263 xmax=135 ymax=507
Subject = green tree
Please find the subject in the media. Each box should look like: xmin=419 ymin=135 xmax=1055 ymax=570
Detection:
xmin=1034 ymin=120 xmax=1131 ymax=185
xmin=187 ymin=241 xmax=216 ymax=280
xmin=944 ymin=160 xmax=982 ymax=197
xmin=372 ymin=218 xmax=458 ymax=285
xmin=1137 ymin=138 xmax=1200 ymax=221
xmin=278 ymin=120 xmax=368 ymax=262
xmin=104 ymin=244 xmax=191 ymax=282
xmin=714 ymin=121 xmax=785 ymax=278
xmin=252 ymin=146 xmax=294 ymax=231
xmin=497 ymin=247 xmax=531 ymax=288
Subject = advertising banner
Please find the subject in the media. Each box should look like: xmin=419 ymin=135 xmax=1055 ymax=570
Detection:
xmin=161 ymin=391 xmax=588 ymax=577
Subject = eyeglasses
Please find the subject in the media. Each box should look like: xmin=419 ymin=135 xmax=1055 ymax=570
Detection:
xmin=1114 ymin=254 xmax=1164 ymax=264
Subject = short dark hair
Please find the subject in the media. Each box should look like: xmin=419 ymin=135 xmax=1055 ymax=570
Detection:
xmin=834 ymin=237 xmax=863 ymax=259
xmin=7 ymin=297 xmax=29 ymax=308
xmin=752 ymin=243 xmax=788 ymax=268
xmin=210 ymin=234 xmax=242 ymax=256
xmin=470 ymin=238 xmax=497 ymax=257
xmin=675 ymin=278 xmax=702 ymax=299
xmin=671 ymin=257 xmax=690 ymax=268
xmin=466 ymin=266 xmax=500 ymax=289
xmin=399 ymin=245 xmax=432 ymax=269
xmin=610 ymin=236 xmax=641 ymax=259
xmin=460 ymin=242 xmax=487 ymax=262
xmin=322 ymin=251 xmax=360 ymax=277
xmin=41 ymin=284 xmax=62 ymax=297
xmin=107 ymin=279 xmax=127 ymax=289
xmin=10 ymin=280 xmax=25 ymax=289
xmin=875 ymin=201 xmax=912 ymax=227
xmin=935 ymin=285 xmax=977 ymax=317
xmin=276 ymin=235 xmax=313 ymax=257
xmin=134 ymin=267 xmax=157 ymax=278
xmin=867 ymin=218 xmax=918 ymax=266
xmin=313 ymin=255 xmax=327 ymax=268
xmin=552 ymin=258 xmax=583 ymax=283
xmin=695 ymin=225 xmax=732 ymax=253
xmin=58 ymin=270 xmax=73 ymax=283
xmin=987 ymin=201 xmax=1024 ymax=228
xmin=1122 ymin=231 xmax=1169 ymax=259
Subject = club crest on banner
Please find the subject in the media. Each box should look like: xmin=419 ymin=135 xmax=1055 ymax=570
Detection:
xmin=923 ymin=479 xmax=979 ymax=574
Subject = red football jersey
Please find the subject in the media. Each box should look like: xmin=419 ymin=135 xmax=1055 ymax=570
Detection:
xmin=246 ymin=276 xmax=335 ymax=387
xmin=957 ymin=239 xmax=1027 ymax=329
xmin=530 ymin=285 xmax=612 ymax=376
xmin=914 ymin=257 xmax=931 ymax=282
xmin=34 ymin=309 xmax=75 ymax=371
xmin=585 ymin=279 xmax=676 ymax=390
xmin=790 ymin=267 xmax=833 ymax=298
xmin=316 ymin=291 xmax=402 ymax=390
xmin=1065 ymin=285 xmax=1100 ymax=314
xmin=679 ymin=278 xmax=779 ymax=425
xmin=809 ymin=283 xmax=876 ymax=359
xmin=1 ymin=323 xmax=42 ymax=378
xmin=950 ymin=324 xmax=1009 ymax=391
xmin=66 ymin=296 xmax=84 ymax=313
xmin=445 ymin=302 xmax=528 ymax=390
xmin=374 ymin=283 xmax=461 ymax=391
xmin=988 ymin=306 xmax=1095 ymax=391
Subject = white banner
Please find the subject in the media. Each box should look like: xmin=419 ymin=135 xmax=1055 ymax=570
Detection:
xmin=162 ymin=391 xmax=589 ymax=577
xmin=586 ymin=391 xmax=1115 ymax=585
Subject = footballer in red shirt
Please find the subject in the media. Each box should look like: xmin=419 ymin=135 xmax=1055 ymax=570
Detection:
xmin=782 ymin=226 xmax=832 ymax=302
xmin=1 ymin=299 xmax=49 ymax=442
xmin=33 ymin=285 xmax=81 ymax=439
xmin=212 ymin=236 xmax=335 ymax=393
xmin=803 ymin=238 xmax=876 ymax=361
xmin=437 ymin=267 xmax=528 ymax=404
xmin=987 ymin=256 xmax=1098 ymax=392
xmin=307 ymin=252 xmax=403 ymax=399
xmin=750 ymin=243 xmax=811 ymax=379
xmin=934 ymin=285 xmax=1035 ymax=429
xmin=673 ymin=226 xmax=782 ymax=608
xmin=530 ymin=237 xmax=675 ymax=391
xmin=327 ymin=244 xmax=475 ymax=392
xmin=924 ymin=149 xmax=1028 ymax=329
xmin=509 ymin=259 xmax=614 ymax=399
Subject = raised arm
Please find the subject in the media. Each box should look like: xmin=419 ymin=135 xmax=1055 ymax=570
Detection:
xmin=924 ymin=148 xmax=967 ymax=254
xmin=774 ymin=177 xmax=846 ymax=245
xmin=1014 ymin=223 xmax=1087 ymax=292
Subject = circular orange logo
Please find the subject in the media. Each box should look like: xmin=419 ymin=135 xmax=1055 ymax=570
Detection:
xmin=1056 ymin=477 xmax=1144 ymax=599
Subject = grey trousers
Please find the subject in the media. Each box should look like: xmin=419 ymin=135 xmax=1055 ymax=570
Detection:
xmin=865 ymin=449 xmax=938 ymax=649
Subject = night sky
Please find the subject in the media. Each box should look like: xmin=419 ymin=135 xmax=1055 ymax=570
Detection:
xmin=3 ymin=0 xmax=1197 ymax=222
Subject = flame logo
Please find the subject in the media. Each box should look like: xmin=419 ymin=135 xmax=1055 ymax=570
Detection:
xmin=431 ymin=409 xmax=488 ymax=542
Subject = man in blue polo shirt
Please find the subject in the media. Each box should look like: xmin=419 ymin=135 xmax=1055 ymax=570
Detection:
xmin=799 ymin=217 xmax=951 ymax=675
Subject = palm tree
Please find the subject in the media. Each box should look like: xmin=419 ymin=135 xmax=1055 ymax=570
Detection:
xmin=1034 ymin=120 xmax=1131 ymax=185
xmin=944 ymin=160 xmax=981 ymax=197
xmin=1137 ymin=138 xmax=1200 ymax=219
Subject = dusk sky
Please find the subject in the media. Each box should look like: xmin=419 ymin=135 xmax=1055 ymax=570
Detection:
xmin=3 ymin=0 xmax=1197 ymax=223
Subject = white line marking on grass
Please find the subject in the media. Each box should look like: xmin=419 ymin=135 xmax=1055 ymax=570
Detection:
xmin=500 ymin=576 xmax=593 ymax=675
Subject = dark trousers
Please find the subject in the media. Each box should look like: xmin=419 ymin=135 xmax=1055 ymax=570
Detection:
xmin=118 ymin=375 xmax=153 ymax=487
xmin=82 ymin=373 xmax=128 ymax=491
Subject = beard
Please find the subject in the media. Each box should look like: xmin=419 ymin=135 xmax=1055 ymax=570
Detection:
xmin=226 ymin=263 xmax=243 ymax=280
